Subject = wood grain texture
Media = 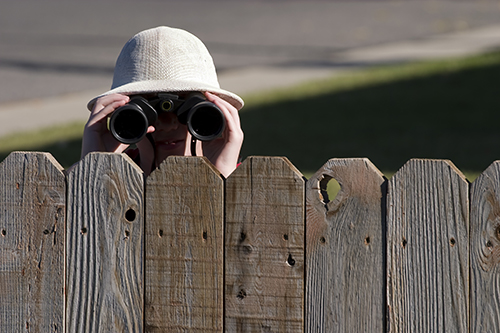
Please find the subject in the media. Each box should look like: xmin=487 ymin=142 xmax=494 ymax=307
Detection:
xmin=145 ymin=156 xmax=224 ymax=332
xmin=0 ymin=152 xmax=65 ymax=332
xmin=470 ymin=161 xmax=500 ymax=332
xmin=66 ymin=152 xmax=144 ymax=332
xmin=387 ymin=159 xmax=469 ymax=332
xmin=305 ymin=158 xmax=386 ymax=332
xmin=225 ymin=156 xmax=305 ymax=332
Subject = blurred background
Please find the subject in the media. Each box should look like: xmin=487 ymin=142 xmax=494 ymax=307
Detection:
xmin=1 ymin=0 xmax=500 ymax=177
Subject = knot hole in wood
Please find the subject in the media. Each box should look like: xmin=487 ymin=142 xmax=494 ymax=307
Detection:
xmin=125 ymin=208 xmax=136 ymax=222
xmin=319 ymin=175 xmax=340 ymax=205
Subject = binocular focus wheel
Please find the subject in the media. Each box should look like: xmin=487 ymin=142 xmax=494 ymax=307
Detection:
xmin=161 ymin=100 xmax=174 ymax=112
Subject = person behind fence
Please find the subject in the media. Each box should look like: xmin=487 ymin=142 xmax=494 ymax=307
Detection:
xmin=81 ymin=26 xmax=244 ymax=177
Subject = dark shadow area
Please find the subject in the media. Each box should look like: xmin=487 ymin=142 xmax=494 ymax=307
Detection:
xmin=207 ymin=41 xmax=341 ymax=58
xmin=0 ymin=138 xmax=83 ymax=170
xmin=0 ymin=58 xmax=114 ymax=76
xmin=240 ymin=59 xmax=500 ymax=174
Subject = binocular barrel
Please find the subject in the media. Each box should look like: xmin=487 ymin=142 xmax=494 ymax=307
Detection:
xmin=109 ymin=99 xmax=155 ymax=144
xmin=109 ymin=94 xmax=226 ymax=144
xmin=186 ymin=101 xmax=226 ymax=141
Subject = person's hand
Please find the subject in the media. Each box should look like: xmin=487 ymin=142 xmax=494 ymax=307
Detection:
xmin=81 ymin=94 xmax=131 ymax=158
xmin=201 ymin=92 xmax=244 ymax=178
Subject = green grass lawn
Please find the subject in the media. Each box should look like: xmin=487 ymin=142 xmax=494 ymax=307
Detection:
xmin=0 ymin=121 xmax=84 ymax=169
xmin=0 ymin=50 xmax=499 ymax=183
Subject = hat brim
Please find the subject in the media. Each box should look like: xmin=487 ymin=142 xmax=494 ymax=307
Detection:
xmin=87 ymin=79 xmax=244 ymax=111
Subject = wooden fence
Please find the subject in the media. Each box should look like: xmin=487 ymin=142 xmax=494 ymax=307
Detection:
xmin=0 ymin=151 xmax=499 ymax=332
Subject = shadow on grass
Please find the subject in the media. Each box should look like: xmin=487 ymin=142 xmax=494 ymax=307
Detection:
xmin=240 ymin=59 xmax=500 ymax=175
xmin=0 ymin=138 xmax=82 ymax=170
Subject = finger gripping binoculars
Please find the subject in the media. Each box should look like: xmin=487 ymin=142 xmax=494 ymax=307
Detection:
xmin=109 ymin=92 xmax=226 ymax=144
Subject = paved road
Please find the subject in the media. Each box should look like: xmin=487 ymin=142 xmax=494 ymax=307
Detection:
xmin=1 ymin=0 xmax=500 ymax=136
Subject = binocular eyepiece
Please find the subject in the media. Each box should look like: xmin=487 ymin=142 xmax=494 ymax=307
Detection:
xmin=109 ymin=92 xmax=226 ymax=144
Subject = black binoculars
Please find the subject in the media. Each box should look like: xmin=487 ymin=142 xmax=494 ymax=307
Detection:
xmin=109 ymin=92 xmax=226 ymax=144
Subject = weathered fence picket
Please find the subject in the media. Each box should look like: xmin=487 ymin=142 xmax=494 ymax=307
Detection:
xmin=2 ymin=151 xmax=500 ymax=332
xmin=470 ymin=161 xmax=500 ymax=332
xmin=225 ymin=156 xmax=305 ymax=332
xmin=306 ymin=158 xmax=386 ymax=332
xmin=387 ymin=159 xmax=469 ymax=332
xmin=145 ymin=156 xmax=224 ymax=331
xmin=66 ymin=153 xmax=144 ymax=332
xmin=0 ymin=152 xmax=65 ymax=332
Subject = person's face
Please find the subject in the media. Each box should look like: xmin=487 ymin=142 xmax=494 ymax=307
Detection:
xmin=138 ymin=92 xmax=193 ymax=162
xmin=150 ymin=107 xmax=190 ymax=161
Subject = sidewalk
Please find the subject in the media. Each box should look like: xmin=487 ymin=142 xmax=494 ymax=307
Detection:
xmin=1 ymin=24 xmax=499 ymax=138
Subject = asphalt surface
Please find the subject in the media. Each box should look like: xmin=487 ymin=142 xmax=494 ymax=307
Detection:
xmin=1 ymin=0 xmax=500 ymax=136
